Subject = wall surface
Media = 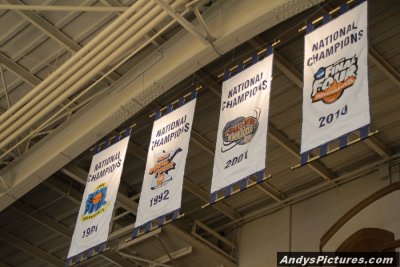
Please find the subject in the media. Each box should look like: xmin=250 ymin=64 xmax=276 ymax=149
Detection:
xmin=238 ymin=165 xmax=400 ymax=267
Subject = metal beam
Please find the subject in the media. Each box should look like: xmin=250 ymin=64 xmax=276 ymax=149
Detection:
xmin=152 ymin=246 xmax=192 ymax=265
xmin=4 ymin=0 xmax=120 ymax=81
xmin=268 ymin=126 xmax=336 ymax=182
xmin=0 ymin=52 xmax=41 ymax=86
xmin=0 ymin=4 xmax=129 ymax=12
xmin=164 ymin=224 xmax=237 ymax=267
xmin=12 ymin=201 xmax=72 ymax=238
xmin=11 ymin=191 xmax=138 ymax=267
xmin=0 ymin=229 xmax=64 ymax=266
xmin=152 ymin=0 xmax=209 ymax=45
xmin=369 ymin=46 xmax=400 ymax=89
xmin=5 ymin=0 xmax=80 ymax=53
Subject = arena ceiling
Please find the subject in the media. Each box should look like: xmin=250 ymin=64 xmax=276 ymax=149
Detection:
xmin=0 ymin=0 xmax=399 ymax=266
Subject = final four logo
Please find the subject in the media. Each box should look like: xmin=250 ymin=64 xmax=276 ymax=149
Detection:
xmin=81 ymin=183 xmax=109 ymax=221
xmin=311 ymin=55 xmax=358 ymax=104
xmin=149 ymin=148 xmax=182 ymax=190
xmin=221 ymin=108 xmax=260 ymax=152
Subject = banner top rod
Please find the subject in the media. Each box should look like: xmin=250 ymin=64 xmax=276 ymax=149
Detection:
xmin=298 ymin=0 xmax=356 ymax=32
xmin=217 ymin=40 xmax=280 ymax=78
xmin=89 ymin=123 xmax=135 ymax=152
xmin=148 ymin=85 xmax=202 ymax=118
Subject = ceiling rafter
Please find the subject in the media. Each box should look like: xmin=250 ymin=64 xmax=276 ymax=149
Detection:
xmin=369 ymin=46 xmax=400 ymax=89
xmin=0 ymin=52 xmax=41 ymax=87
xmin=101 ymin=0 xmax=166 ymax=48
xmin=4 ymin=0 xmax=120 ymax=81
xmin=11 ymin=198 xmax=139 ymax=267
xmin=249 ymin=36 xmax=392 ymax=161
xmin=0 ymin=229 xmax=64 ymax=266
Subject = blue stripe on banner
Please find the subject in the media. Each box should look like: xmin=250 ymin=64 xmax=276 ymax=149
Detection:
xmin=320 ymin=143 xmax=328 ymax=157
xmin=172 ymin=210 xmax=179 ymax=220
xmin=117 ymin=133 xmax=122 ymax=141
xmin=340 ymin=3 xmax=349 ymax=14
xmin=210 ymin=192 xmax=217 ymax=204
xmin=238 ymin=62 xmax=244 ymax=72
xmin=224 ymin=186 xmax=231 ymax=198
xmin=191 ymin=89 xmax=197 ymax=100
xmin=87 ymin=248 xmax=94 ymax=258
xmin=360 ymin=125 xmax=369 ymax=140
xmin=252 ymin=54 xmax=258 ymax=64
xmin=224 ymin=70 xmax=231 ymax=81
xmin=359 ymin=0 xmax=366 ymax=3
xmin=94 ymin=145 xmax=100 ymax=154
xmin=76 ymin=254 xmax=82 ymax=263
xmin=124 ymin=127 xmax=131 ymax=138
xmin=157 ymin=216 xmax=165 ymax=227
xmin=300 ymin=152 xmax=309 ymax=166
xmin=266 ymin=46 xmax=273 ymax=57
xmin=155 ymin=110 xmax=161 ymax=120
xmin=256 ymin=170 xmax=264 ymax=183
xmin=104 ymin=139 xmax=110 ymax=149
xmin=144 ymin=222 xmax=151 ymax=233
xmin=239 ymin=178 xmax=248 ymax=191
xmin=65 ymin=258 xmax=72 ymax=267
xmin=166 ymin=104 xmax=173 ymax=114
xmin=132 ymin=228 xmax=139 ymax=239
xmin=179 ymin=97 xmax=185 ymax=107
xmin=306 ymin=22 xmax=314 ymax=34
xmin=99 ymin=242 xmax=107 ymax=253
xmin=339 ymin=134 xmax=348 ymax=149
xmin=323 ymin=14 xmax=331 ymax=24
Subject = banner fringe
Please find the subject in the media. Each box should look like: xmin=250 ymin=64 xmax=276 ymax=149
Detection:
xmin=129 ymin=209 xmax=184 ymax=241
xmin=203 ymin=171 xmax=272 ymax=209
xmin=65 ymin=242 xmax=108 ymax=266
xmin=293 ymin=127 xmax=377 ymax=170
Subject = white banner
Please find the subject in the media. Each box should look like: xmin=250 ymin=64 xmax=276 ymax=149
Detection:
xmin=135 ymin=99 xmax=196 ymax=227
xmin=211 ymin=55 xmax=273 ymax=193
xmin=68 ymin=136 xmax=130 ymax=258
xmin=301 ymin=2 xmax=369 ymax=153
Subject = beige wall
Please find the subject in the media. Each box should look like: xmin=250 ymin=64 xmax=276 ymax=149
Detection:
xmin=238 ymin=165 xmax=400 ymax=267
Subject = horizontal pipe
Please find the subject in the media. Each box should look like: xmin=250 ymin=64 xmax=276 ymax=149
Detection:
xmin=0 ymin=0 xmax=187 ymax=151
xmin=0 ymin=0 xmax=145 ymax=126
xmin=0 ymin=4 xmax=129 ymax=12
xmin=0 ymin=7 xmax=185 ymax=161
xmin=0 ymin=1 xmax=157 ymax=144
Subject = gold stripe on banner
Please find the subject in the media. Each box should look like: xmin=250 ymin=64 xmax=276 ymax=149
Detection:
xmin=89 ymin=124 xmax=135 ymax=152
xmin=148 ymin=85 xmax=202 ymax=118
xmin=291 ymin=130 xmax=379 ymax=170
xmin=298 ymin=0 xmax=357 ymax=32
xmin=217 ymin=40 xmax=280 ymax=78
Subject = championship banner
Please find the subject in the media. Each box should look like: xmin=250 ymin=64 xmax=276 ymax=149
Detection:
xmin=67 ymin=132 xmax=131 ymax=261
xmin=211 ymin=53 xmax=273 ymax=195
xmin=301 ymin=1 xmax=369 ymax=155
xmin=134 ymin=98 xmax=196 ymax=230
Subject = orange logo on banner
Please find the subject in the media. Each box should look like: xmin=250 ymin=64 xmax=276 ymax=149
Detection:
xmin=311 ymin=56 xmax=358 ymax=104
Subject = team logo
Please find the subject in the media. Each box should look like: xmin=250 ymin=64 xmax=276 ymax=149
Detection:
xmin=311 ymin=55 xmax=358 ymax=104
xmin=81 ymin=183 xmax=109 ymax=221
xmin=149 ymin=148 xmax=182 ymax=190
xmin=221 ymin=108 xmax=260 ymax=152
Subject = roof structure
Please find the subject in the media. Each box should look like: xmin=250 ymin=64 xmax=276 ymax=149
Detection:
xmin=0 ymin=0 xmax=399 ymax=266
